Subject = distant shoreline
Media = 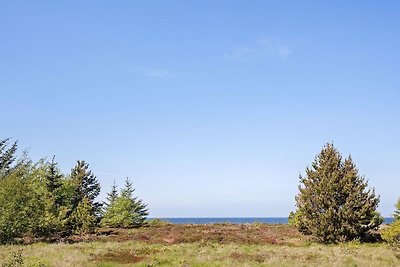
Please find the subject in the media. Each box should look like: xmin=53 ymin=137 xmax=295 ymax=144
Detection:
xmin=150 ymin=217 xmax=395 ymax=225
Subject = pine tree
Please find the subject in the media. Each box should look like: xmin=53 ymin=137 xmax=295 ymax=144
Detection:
xmin=292 ymin=143 xmax=381 ymax=243
xmin=0 ymin=138 xmax=18 ymax=177
xmin=69 ymin=160 xmax=101 ymax=233
xmin=70 ymin=160 xmax=101 ymax=210
xmin=45 ymin=156 xmax=63 ymax=208
xmin=121 ymin=177 xmax=148 ymax=226
xmin=105 ymin=180 xmax=118 ymax=207
xmin=70 ymin=197 xmax=97 ymax=234
xmin=121 ymin=177 xmax=134 ymax=198
xmin=101 ymin=178 xmax=148 ymax=228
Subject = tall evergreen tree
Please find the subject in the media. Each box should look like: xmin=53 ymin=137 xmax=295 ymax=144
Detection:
xmin=0 ymin=138 xmax=18 ymax=177
xmin=292 ymin=143 xmax=381 ymax=243
xmin=105 ymin=180 xmax=118 ymax=207
xmin=70 ymin=161 xmax=101 ymax=207
xmin=45 ymin=156 xmax=64 ymax=208
xmin=67 ymin=160 xmax=102 ymax=233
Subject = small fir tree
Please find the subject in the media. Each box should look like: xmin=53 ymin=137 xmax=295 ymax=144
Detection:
xmin=70 ymin=197 xmax=97 ymax=234
xmin=101 ymin=178 xmax=148 ymax=228
xmin=292 ymin=143 xmax=381 ymax=243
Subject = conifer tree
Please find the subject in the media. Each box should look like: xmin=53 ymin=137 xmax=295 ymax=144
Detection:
xmin=105 ymin=180 xmax=118 ymax=207
xmin=121 ymin=177 xmax=148 ymax=226
xmin=70 ymin=197 xmax=97 ymax=234
xmin=69 ymin=160 xmax=101 ymax=232
xmin=292 ymin=143 xmax=381 ymax=243
xmin=70 ymin=161 xmax=101 ymax=209
xmin=101 ymin=178 xmax=148 ymax=228
xmin=0 ymin=138 xmax=18 ymax=177
xmin=121 ymin=177 xmax=134 ymax=198
xmin=45 ymin=156 xmax=63 ymax=208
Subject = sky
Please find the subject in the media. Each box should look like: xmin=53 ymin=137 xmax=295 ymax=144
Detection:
xmin=1 ymin=1 xmax=399 ymax=217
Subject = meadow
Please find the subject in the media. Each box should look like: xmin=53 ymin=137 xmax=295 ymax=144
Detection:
xmin=1 ymin=223 xmax=399 ymax=267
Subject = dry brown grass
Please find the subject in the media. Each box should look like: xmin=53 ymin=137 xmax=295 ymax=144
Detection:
xmin=66 ymin=223 xmax=308 ymax=246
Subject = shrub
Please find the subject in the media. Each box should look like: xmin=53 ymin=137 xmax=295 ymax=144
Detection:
xmin=394 ymin=198 xmax=400 ymax=222
xmin=382 ymin=220 xmax=400 ymax=243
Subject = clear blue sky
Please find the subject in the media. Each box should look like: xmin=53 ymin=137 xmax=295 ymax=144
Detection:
xmin=1 ymin=1 xmax=399 ymax=217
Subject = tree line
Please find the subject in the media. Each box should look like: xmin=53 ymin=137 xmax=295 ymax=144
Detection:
xmin=1 ymin=137 xmax=400 ymax=244
xmin=0 ymin=138 xmax=148 ymax=243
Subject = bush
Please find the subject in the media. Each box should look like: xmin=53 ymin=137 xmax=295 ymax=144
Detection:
xmin=394 ymin=198 xmax=400 ymax=222
xmin=382 ymin=218 xmax=400 ymax=243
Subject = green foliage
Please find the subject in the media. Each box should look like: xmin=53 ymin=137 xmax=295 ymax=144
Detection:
xmin=381 ymin=220 xmax=400 ymax=243
xmin=288 ymin=211 xmax=309 ymax=234
xmin=70 ymin=197 xmax=97 ymax=234
xmin=288 ymin=211 xmax=296 ymax=226
xmin=0 ymin=138 xmax=18 ymax=177
xmin=105 ymin=180 xmax=118 ymax=207
xmin=1 ymin=250 xmax=24 ymax=267
xmin=0 ymin=137 xmax=109 ymax=242
xmin=0 ymin=163 xmax=49 ymax=241
xmin=45 ymin=156 xmax=63 ymax=207
xmin=394 ymin=198 xmax=400 ymax=222
xmin=69 ymin=160 xmax=102 ymax=218
xmin=147 ymin=218 xmax=169 ymax=227
xmin=293 ymin=143 xmax=381 ymax=243
xmin=101 ymin=178 xmax=148 ymax=228
xmin=382 ymin=199 xmax=400 ymax=243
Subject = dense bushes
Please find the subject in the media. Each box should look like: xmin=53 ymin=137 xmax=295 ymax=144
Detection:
xmin=0 ymin=138 xmax=148 ymax=243
xmin=291 ymin=143 xmax=382 ymax=243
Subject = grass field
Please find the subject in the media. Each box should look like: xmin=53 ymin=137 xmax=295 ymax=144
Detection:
xmin=1 ymin=224 xmax=399 ymax=266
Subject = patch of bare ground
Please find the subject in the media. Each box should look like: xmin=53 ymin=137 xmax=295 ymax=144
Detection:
xmin=91 ymin=246 xmax=161 ymax=264
xmin=92 ymin=249 xmax=146 ymax=264
xmin=229 ymin=251 xmax=266 ymax=263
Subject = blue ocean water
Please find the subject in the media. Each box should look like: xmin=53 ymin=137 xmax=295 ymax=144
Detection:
xmin=154 ymin=217 xmax=394 ymax=225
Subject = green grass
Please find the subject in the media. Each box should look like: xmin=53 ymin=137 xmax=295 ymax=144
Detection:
xmin=1 ymin=224 xmax=400 ymax=266
xmin=2 ymin=241 xmax=400 ymax=266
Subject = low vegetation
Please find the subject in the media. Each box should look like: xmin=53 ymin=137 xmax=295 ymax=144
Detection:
xmin=382 ymin=199 xmax=400 ymax=243
xmin=2 ymin=138 xmax=400 ymax=266
xmin=1 ymin=224 xmax=400 ymax=267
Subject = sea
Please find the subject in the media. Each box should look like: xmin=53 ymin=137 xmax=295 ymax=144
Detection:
xmin=153 ymin=217 xmax=394 ymax=225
